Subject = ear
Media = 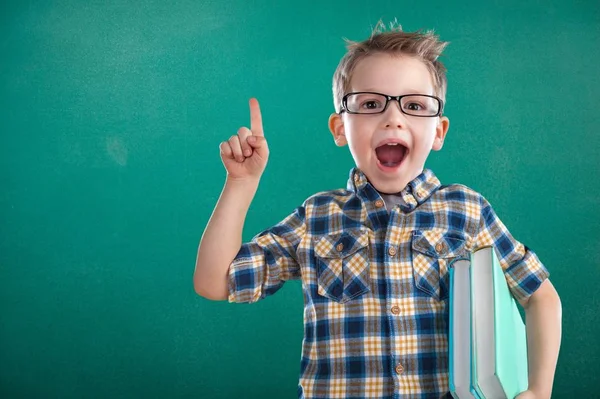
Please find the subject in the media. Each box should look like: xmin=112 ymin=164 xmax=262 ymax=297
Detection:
xmin=432 ymin=116 xmax=450 ymax=151
xmin=328 ymin=113 xmax=347 ymax=147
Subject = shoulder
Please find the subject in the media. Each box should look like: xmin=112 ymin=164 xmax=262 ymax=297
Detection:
xmin=303 ymin=188 xmax=356 ymax=208
xmin=301 ymin=188 xmax=364 ymax=227
xmin=434 ymin=182 xmax=485 ymax=205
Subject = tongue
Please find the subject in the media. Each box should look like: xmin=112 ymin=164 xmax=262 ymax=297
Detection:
xmin=376 ymin=145 xmax=406 ymax=165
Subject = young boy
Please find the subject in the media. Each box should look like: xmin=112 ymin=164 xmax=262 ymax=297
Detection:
xmin=194 ymin=22 xmax=562 ymax=399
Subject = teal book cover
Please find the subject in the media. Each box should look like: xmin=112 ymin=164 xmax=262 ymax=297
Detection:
xmin=491 ymin=247 xmax=529 ymax=397
xmin=449 ymin=259 xmax=478 ymax=399
xmin=469 ymin=246 xmax=529 ymax=398
xmin=449 ymin=266 xmax=457 ymax=396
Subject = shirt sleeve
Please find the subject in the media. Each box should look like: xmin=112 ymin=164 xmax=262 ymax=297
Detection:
xmin=228 ymin=205 xmax=306 ymax=304
xmin=474 ymin=195 xmax=550 ymax=302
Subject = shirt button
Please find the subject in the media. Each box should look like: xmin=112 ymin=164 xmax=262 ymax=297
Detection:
xmin=354 ymin=174 xmax=360 ymax=182
xmin=416 ymin=189 xmax=425 ymax=199
xmin=391 ymin=305 xmax=400 ymax=315
xmin=395 ymin=364 xmax=404 ymax=374
xmin=435 ymin=242 xmax=446 ymax=253
xmin=388 ymin=246 xmax=397 ymax=256
xmin=375 ymin=199 xmax=384 ymax=208
xmin=336 ymin=243 xmax=344 ymax=252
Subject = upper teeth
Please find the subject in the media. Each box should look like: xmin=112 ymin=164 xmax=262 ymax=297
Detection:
xmin=386 ymin=143 xmax=399 ymax=146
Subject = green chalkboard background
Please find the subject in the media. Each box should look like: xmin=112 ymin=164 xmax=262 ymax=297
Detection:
xmin=2 ymin=0 xmax=599 ymax=397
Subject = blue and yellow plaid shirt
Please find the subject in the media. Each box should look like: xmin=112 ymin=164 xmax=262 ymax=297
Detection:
xmin=228 ymin=168 xmax=549 ymax=399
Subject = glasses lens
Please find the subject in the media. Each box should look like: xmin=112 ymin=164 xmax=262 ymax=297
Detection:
xmin=346 ymin=93 xmax=388 ymax=113
xmin=401 ymin=95 xmax=440 ymax=116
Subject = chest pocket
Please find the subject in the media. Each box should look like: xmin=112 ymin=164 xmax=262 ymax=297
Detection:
xmin=314 ymin=228 xmax=371 ymax=303
xmin=411 ymin=229 xmax=468 ymax=301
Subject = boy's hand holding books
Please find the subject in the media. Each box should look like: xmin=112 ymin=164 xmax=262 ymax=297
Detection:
xmin=516 ymin=389 xmax=536 ymax=398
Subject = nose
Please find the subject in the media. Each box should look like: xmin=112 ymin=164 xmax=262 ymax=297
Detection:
xmin=383 ymin=99 xmax=407 ymax=129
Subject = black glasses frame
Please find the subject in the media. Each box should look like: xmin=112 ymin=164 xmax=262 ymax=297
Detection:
xmin=340 ymin=91 xmax=444 ymax=117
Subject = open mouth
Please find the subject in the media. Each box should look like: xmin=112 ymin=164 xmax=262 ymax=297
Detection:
xmin=375 ymin=143 xmax=408 ymax=168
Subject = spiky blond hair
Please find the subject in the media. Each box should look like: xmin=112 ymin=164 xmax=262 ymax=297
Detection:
xmin=332 ymin=20 xmax=449 ymax=113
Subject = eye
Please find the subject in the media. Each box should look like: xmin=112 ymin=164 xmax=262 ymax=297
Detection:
xmin=361 ymin=99 xmax=384 ymax=110
xmin=404 ymin=102 xmax=424 ymax=111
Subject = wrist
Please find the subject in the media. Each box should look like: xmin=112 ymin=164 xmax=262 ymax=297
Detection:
xmin=224 ymin=175 xmax=261 ymax=190
xmin=222 ymin=176 xmax=261 ymax=208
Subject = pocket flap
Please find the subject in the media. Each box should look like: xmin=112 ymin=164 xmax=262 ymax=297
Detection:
xmin=412 ymin=230 xmax=467 ymax=259
xmin=314 ymin=228 xmax=369 ymax=259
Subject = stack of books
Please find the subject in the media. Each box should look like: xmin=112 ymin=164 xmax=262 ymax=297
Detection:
xmin=449 ymin=246 xmax=529 ymax=399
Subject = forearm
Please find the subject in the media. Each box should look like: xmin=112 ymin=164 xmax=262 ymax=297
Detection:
xmin=194 ymin=177 xmax=260 ymax=300
xmin=524 ymin=281 xmax=562 ymax=398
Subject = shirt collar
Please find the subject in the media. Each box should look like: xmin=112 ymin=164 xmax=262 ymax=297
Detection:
xmin=346 ymin=167 xmax=441 ymax=211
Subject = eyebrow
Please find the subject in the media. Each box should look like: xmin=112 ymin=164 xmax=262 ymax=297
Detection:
xmin=357 ymin=88 xmax=433 ymax=94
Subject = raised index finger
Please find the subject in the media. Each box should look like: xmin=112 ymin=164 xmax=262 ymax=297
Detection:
xmin=249 ymin=98 xmax=264 ymax=137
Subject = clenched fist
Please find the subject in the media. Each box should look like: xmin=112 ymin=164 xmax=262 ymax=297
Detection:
xmin=220 ymin=98 xmax=269 ymax=181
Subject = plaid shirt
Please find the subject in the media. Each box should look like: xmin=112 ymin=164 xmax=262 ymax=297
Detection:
xmin=228 ymin=168 xmax=549 ymax=399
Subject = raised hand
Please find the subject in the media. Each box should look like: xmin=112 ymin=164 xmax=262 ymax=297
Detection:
xmin=219 ymin=98 xmax=269 ymax=181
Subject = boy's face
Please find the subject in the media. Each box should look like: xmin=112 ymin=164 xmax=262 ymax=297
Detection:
xmin=329 ymin=53 xmax=449 ymax=194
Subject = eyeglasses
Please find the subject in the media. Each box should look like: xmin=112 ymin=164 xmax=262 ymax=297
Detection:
xmin=340 ymin=92 xmax=444 ymax=117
